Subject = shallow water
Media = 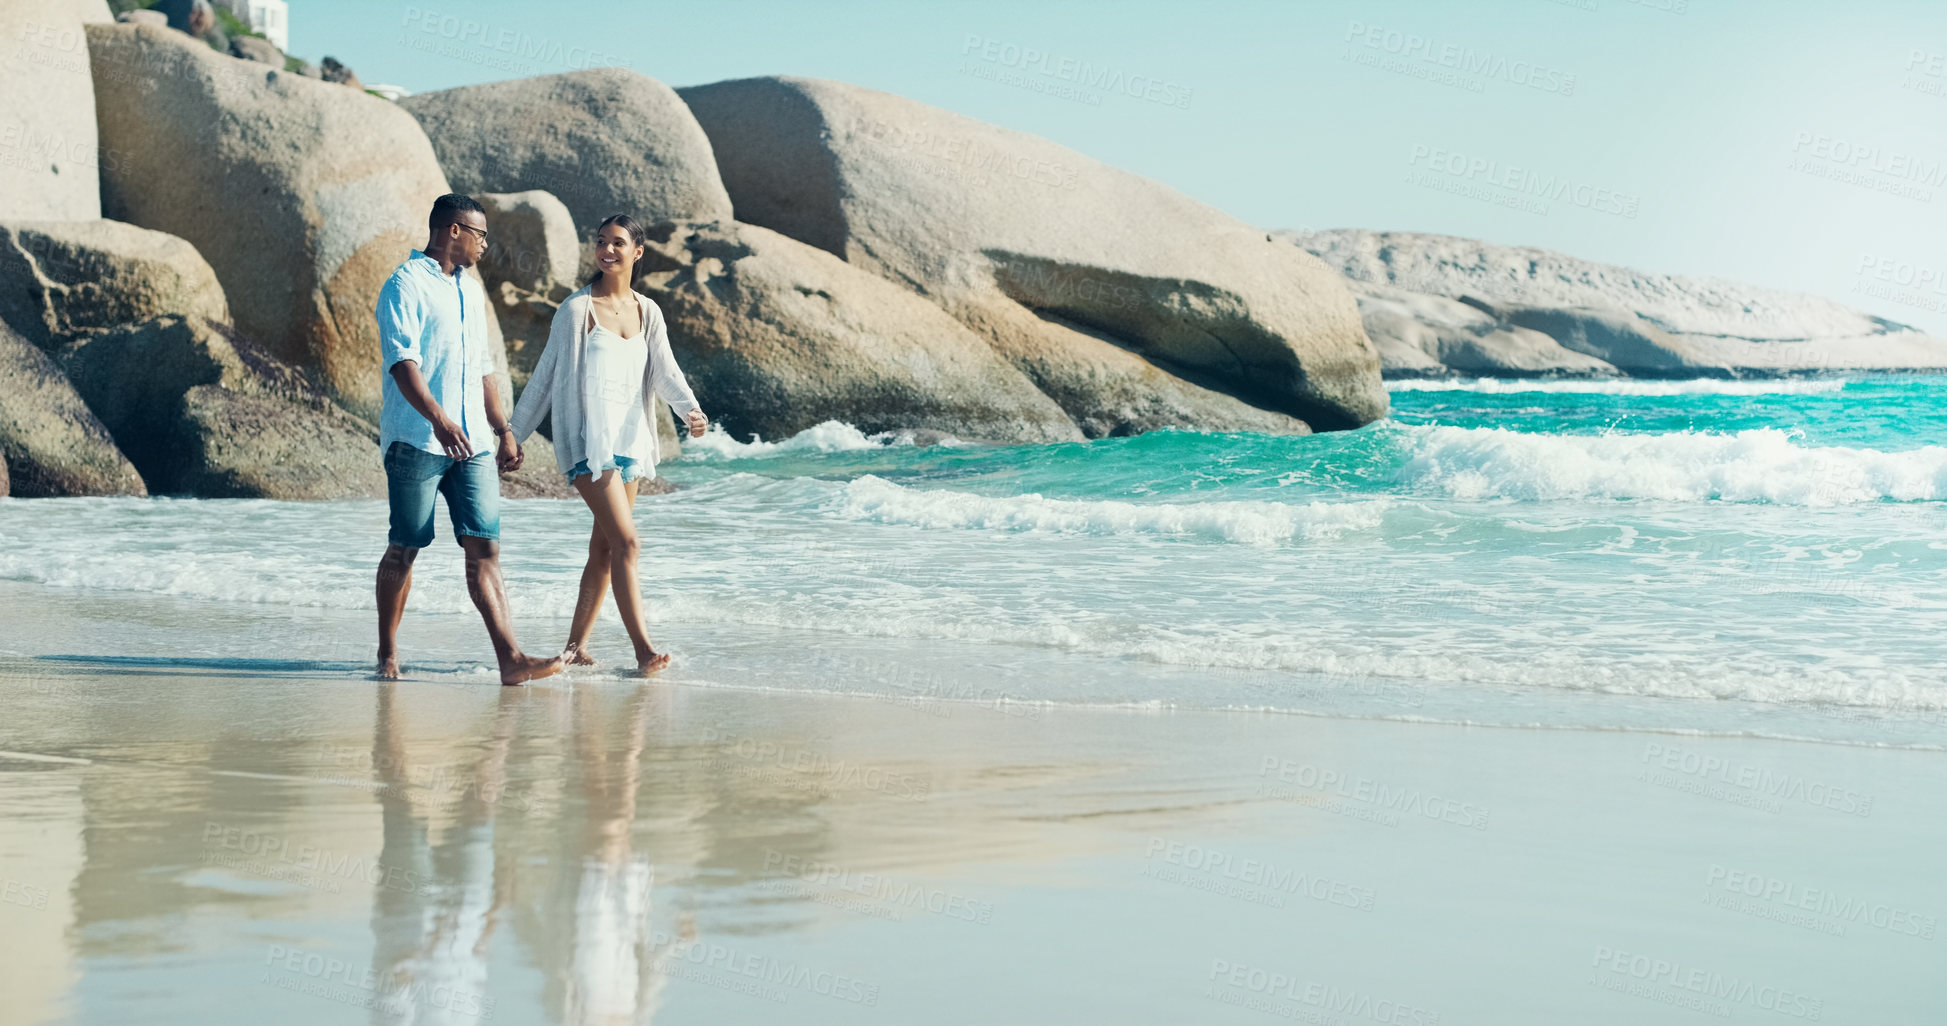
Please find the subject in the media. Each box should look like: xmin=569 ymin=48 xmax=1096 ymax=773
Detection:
xmin=1 ymin=376 xmax=1943 ymax=746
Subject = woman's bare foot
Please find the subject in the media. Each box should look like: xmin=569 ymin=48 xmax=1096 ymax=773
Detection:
xmin=633 ymin=651 xmax=672 ymax=677
xmin=563 ymin=642 xmax=598 ymax=667
xmin=501 ymin=653 xmax=565 ymax=686
xmin=374 ymin=654 xmax=402 ymax=680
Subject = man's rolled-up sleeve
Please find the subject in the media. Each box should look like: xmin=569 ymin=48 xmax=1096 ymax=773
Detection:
xmin=376 ymin=276 xmax=422 ymax=372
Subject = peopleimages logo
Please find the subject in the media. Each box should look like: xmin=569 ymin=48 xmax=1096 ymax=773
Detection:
xmin=1705 ymin=865 xmax=1936 ymax=940
xmin=1343 ymin=21 xmax=1577 ymax=96
xmin=1257 ymin=757 xmax=1490 ymax=830
xmin=960 ymin=35 xmax=1194 ymax=109
xmin=400 ymin=6 xmax=632 ymax=71
xmin=1639 ymin=742 xmax=1874 ymax=816
xmin=1589 ymin=946 xmax=1823 ymax=1020
xmin=1406 ymin=144 xmax=1640 ymax=218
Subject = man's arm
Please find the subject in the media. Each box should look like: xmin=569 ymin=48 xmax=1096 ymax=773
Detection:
xmin=483 ymin=375 xmax=521 ymax=473
xmin=389 ymin=360 xmax=473 ymax=459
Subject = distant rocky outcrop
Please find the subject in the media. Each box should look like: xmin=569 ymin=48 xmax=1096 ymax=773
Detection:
xmin=0 ymin=219 xmax=229 ymax=348
xmin=60 ymin=315 xmax=385 ymax=498
xmin=1349 ymin=281 xmax=1612 ymax=376
xmin=87 ymin=22 xmax=452 ymax=419
xmin=2 ymin=0 xmax=102 ymax=221
xmin=0 ymin=319 xmax=144 ymax=496
xmin=319 ymin=56 xmax=362 ymax=90
xmin=400 ymin=69 xmax=734 ymax=247
xmin=640 ymin=220 xmax=1080 ymax=443
xmin=678 ymin=76 xmax=1385 ymax=433
xmin=227 ymin=33 xmax=279 ymax=66
xmin=1289 ymin=229 xmax=1947 ymax=377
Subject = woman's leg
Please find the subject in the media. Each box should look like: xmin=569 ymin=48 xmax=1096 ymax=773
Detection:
xmin=572 ymin=469 xmax=670 ymax=675
xmin=562 ymin=522 xmax=610 ymax=664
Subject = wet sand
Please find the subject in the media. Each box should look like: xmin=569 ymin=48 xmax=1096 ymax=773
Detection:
xmin=2 ymin=613 xmax=1944 ymax=1024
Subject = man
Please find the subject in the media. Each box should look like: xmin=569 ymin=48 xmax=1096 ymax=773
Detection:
xmin=374 ymin=194 xmax=561 ymax=686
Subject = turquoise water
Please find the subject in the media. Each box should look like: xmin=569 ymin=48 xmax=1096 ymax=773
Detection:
xmin=2 ymin=376 xmax=1944 ymax=742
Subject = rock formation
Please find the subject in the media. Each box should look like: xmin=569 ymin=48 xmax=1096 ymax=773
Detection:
xmin=0 ymin=319 xmax=145 ymax=496
xmin=2 ymin=0 xmax=103 ymax=221
xmin=0 ymin=218 xmax=229 ymax=348
xmin=60 ymin=315 xmax=384 ymax=498
xmin=678 ymin=76 xmax=1385 ymax=432
xmin=1290 ymin=229 xmax=1947 ymax=377
xmin=87 ymin=22 xmax=452 ymax=418
xmin=400 ymin=69 xmax=733 ymax=242
xmin=640 ymin=220 xmax=1080 ymax=443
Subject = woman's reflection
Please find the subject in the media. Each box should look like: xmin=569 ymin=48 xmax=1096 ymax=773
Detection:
xmin=366 ymin=682 xmax=692 ymax=1026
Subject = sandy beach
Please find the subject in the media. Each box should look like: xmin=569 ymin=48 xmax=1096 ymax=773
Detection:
xmin=2 ymin=577 xmax=1943 ymax=1025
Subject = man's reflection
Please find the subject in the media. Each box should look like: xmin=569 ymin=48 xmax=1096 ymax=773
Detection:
xmin=366 ymin=683 xmax=691 ymax=1026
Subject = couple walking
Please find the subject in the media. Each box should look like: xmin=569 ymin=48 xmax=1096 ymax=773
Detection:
xmin=372 ymin=194 xmax=705 ymax=685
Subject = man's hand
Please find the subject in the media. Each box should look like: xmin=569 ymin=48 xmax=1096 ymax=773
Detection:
xmin=496 ymin=429 xmax=523 ymax=474
xmin=432 ymin=413 xmax=473 ymax=460
xmin=685 ymin=408 xmax=708 ymax=438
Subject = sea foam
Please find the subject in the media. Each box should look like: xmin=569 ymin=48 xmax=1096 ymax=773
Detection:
xmin=1395 ymin=424 xmax=1947 ymax=504
xmin=836 ymin=475 xmax=1389 ymax=544
xmin=680 ymin=421 xmax=936 ymax=459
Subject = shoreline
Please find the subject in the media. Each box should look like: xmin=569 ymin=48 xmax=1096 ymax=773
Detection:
xmin=2 ymin=639 xmax=1943 ymax=1023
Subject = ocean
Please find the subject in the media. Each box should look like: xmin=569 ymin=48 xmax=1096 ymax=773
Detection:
xmin=4 ymin=376 xmax=1944 ymax=747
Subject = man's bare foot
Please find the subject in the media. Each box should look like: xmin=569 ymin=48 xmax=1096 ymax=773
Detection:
xmin=374 ymin=654 xmax=402 ymax=681
xmin=563 ymin=642 xmax=597 ymax=667
xmin=633 ymin=651 xmax=673 ymax=677
xmin=501 ymin=653 xmax=564 ymax=686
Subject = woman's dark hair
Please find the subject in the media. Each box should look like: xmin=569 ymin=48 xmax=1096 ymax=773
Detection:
xmin=586 ymin=213 xmax=650 ymax=286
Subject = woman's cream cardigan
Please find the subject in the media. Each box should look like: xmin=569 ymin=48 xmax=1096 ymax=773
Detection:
xmin=508 ymin=285 xmax=702 ymax=479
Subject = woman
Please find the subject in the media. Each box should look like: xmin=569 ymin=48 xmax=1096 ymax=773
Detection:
xmin=508 ymin=214 xmax=708 ymax=676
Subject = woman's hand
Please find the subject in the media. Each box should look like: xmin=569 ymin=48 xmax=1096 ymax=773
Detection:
xmin=496 ymin=429 xmax=523 ymax=474
xmin=685 ymin=409 xmax=708 ymax=438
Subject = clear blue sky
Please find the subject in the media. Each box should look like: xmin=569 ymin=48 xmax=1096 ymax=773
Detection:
xmin=298 ymin=0 xmax=1947 ymax=335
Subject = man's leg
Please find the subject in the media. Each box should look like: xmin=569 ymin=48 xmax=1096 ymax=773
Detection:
xmin=377 ymin=442 xmax=442 ymax=679
xmin=459 ymin=536 xmax=561 ymax=685
xmin=443 ymin=451 xmax=561 ymax=686
xmin=375 ymin=544 xmax=420 ymax=679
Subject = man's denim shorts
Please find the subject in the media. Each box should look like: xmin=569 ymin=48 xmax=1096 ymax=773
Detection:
xmin=384 ymin=441 xmax=501 ymax=549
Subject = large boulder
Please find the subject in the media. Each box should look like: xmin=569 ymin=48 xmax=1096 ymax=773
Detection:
xmin=1291 ymin=228 xmax=1947 ymax=374
xmin=1352 ymin=282 xmax=1613 ymax=377
xmin=638 ymin=220 xmax=1081 ymax=443
xmin=86 ymin=22 xmax=453 ymax=419
xmin=0 ymin=219 xmax=229 ymax=348
xmin=474 ymin=190 xmax=580 ymax=389
xmin=677 ymin=76 xmax=1386 ymax=433
xmin=2 ymin=0 xmax=102 ymax=221
xmin=399 ymin=69 xmax=733 ymax=244
xmin=477 ymin=191 xmax=580 ymax=295
xmin=60 ymin=315 xmax=386 ymax=498
xmin=0 ymin=319 xmax=144 ymax=496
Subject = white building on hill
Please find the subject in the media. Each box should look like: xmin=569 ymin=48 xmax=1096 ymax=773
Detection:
xmin=215 ymin=0 xmax=288 ymax=52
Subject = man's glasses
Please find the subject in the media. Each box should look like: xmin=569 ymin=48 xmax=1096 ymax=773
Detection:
xmin=453 ymin=223 xmax=489 ymax=243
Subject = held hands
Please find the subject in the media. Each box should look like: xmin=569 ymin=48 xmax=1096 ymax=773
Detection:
xmin=496 ymin=428 xmax=523 ymax=474
xmin=684 ymin=408 xmax=708 ymax=438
